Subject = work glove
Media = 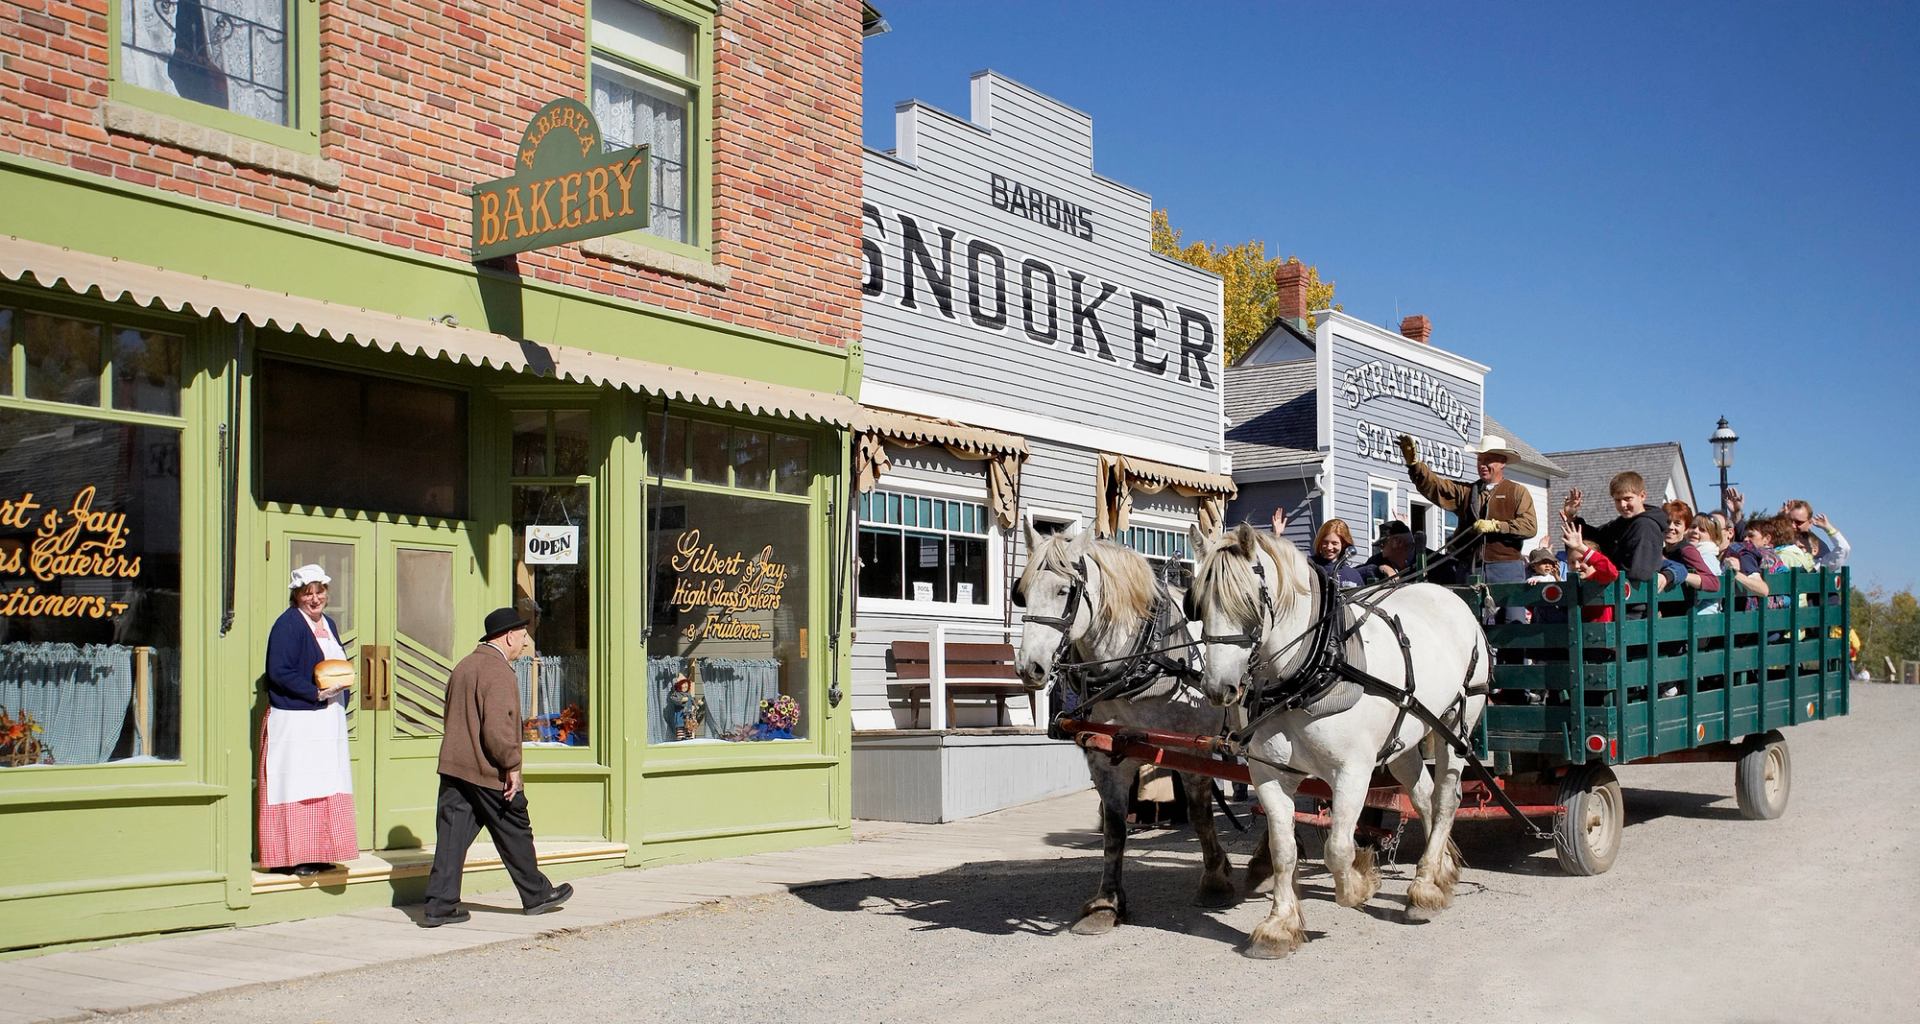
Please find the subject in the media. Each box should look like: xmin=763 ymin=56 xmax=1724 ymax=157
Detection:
xmin=1472 ymin=519 xmax=1501 ymax=534
xmin=1397 ymin=434 xmax=1418 ymax=465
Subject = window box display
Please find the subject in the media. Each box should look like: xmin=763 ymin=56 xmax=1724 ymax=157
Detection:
xmin=645 ymin=413 xmax=812 ymax=744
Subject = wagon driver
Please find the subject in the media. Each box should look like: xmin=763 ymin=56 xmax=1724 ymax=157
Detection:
xmin=1397 ymin=433 xmax=1537 ymax=588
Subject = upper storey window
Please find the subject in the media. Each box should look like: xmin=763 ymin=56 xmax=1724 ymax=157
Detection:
xmin=590 ymin=0 xmax=711 ymax=249
xmin=111 ymin=1 xmax=320 ymax=153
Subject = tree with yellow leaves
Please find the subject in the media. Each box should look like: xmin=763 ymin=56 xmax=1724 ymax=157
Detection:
xmin=1151 ymin=210 xmax=1337 ymax=365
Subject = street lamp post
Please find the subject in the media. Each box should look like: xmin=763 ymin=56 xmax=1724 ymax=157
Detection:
xmin=1710 ymin=416 xmax=1738 ymax=519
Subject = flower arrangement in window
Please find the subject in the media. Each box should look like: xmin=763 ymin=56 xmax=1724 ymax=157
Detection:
xmin=754 ymin=694 xmax=799 ymax=740
xmin=1 ymin=709 xmax=50 ymax=767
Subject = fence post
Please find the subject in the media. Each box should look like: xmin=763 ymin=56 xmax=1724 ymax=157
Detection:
xmin=929 ymin=623 xmax=948 ymax=730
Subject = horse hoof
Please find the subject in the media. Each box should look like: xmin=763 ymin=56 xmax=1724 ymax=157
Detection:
xmin=1245 ymin=918 xmax=1304 ymax=959
xmin=1194 ymin=876 xmax=1238 ymax=908
xmin=1070 ymin=910 xmax=1120 ymax=935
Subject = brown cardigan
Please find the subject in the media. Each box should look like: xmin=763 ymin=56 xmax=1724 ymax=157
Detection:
xmin=437 ymin=642 xmax=523 ymax=790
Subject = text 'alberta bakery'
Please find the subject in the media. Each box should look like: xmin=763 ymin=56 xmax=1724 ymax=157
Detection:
xmin=861 ymin=203 xmax=1220 ymax=388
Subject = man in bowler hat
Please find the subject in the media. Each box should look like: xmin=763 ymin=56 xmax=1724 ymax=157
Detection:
xmin=421 ymin=608 xmax=573 ymax=926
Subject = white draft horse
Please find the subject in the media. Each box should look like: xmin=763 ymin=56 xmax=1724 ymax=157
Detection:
xmin=1013 ymin=521 xmax=1269 ymax=935
xmin=1186 ymin=523 xmax=1489 ymax=958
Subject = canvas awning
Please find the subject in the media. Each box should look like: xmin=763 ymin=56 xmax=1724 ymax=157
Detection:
xmin=853 ymin=407 xmax=1028 ymax=456
xmin=1120 ymin=455 xmax=1236 ymax=496
xmin=0 ymin=235 xmax=858 ymax=426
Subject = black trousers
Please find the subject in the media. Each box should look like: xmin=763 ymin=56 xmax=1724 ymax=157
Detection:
xmin=423 ymin=774 xmax=552 ymax=914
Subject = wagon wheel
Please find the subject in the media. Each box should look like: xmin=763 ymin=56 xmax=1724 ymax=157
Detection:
xmin=1554 ymin=763 xmax=1623 ymax=876
xmin=1734 ymin=730 xmax=1791 ymax=821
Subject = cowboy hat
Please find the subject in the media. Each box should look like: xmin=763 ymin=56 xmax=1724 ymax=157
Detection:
xmin=1473 ymin=435 xmax=1518 ymax=459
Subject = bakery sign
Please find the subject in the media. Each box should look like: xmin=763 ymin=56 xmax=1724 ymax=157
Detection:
xmin=0 ymin=486 xmax=141 ymax=620
xmin=665 ymin=529 xmax=789 ymax=642
xmin=471 ymin=98 xmax=650 ymax=261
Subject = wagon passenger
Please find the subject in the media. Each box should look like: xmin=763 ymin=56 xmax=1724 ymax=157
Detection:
xmin=1561 ymin=472 xmax=1667 ymax=584
xmin=1358 ymin=520 xmax=1417 ymax=584
xmin=1658 ymin=501 xmax=1721 ymax=596
xmin=1309 ymin=519 xmax=1366 ymax=589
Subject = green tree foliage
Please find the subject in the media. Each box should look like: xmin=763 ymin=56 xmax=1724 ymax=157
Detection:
xmin=1854 ymin=586 xmax=1920 ymax=679
xmin=1150 ymin=210 xmax=1337 ymax=365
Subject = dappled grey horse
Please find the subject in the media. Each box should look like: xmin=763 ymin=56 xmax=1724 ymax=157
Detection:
xmin=1014 ymin=521 xmax=1269 ymax=934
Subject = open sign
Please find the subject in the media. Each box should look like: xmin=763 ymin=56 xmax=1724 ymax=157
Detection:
xmin=525 ymin=524 xmax=579 ymax=565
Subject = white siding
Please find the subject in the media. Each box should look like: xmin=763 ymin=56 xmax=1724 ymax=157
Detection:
xmin=862 ymin=71 xmax=1225 ymax=459
xmin=1316 ymin=316 xmax=1487 ymax=561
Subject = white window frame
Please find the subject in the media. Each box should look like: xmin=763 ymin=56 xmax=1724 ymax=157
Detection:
xmin=858 ymin=476 xmax=1004 ymax=621
xmin=1117 ymin=508 xmax=1197 ymax=587
xmin=1025 ymin=506 xmax=1081 ymax=537
xmin=1366 ymin=475 xmax=1398 ymax=559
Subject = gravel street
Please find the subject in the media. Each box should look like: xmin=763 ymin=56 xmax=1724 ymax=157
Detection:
xmin=104 ymin=685 xmax=1919 ymax=1024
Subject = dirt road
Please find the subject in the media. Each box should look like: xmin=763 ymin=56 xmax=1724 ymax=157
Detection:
xmin=106 ymin=685 xmax=1919 ymax=1024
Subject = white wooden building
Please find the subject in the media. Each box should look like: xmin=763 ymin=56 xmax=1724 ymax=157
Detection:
xmin=851 ymin=71 xmax=1232 ymax=822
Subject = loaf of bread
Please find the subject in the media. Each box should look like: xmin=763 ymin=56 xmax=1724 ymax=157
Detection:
xmin=313 ymin=658 xmax=355 ymax=691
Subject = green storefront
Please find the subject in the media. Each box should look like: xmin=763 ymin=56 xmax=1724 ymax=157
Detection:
xmin=0 ymin=152 xmax=860 ymax=953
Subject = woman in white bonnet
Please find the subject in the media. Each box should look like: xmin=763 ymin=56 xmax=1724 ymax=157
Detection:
xmin=257 ymin=563 xmax=358 ymax=876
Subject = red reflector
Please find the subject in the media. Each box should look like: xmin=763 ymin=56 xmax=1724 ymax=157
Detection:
xmin=1586 ymin=734 xmax=1605 ymax=753
xmin=1610 ymin=738 xmax=1619 ymax=759
xmin=1542 ymin=584 xmax=1563 ymax=603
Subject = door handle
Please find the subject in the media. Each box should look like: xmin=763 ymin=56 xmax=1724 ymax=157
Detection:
xmin=360 ymin=645 xmax=393 ymax=711
xmin=361 ymin=647 xmax=380 ymax=711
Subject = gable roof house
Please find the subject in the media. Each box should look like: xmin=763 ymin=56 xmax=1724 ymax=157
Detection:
xmin=1544 ymin=442 xmax=1698 ymax=527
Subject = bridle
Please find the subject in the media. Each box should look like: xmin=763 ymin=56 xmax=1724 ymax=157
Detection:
xmin=1018 ymin=555 xmax=1094 ymax=690
xmin=1193 ymin=545 xmax=1347 ymax=720
xmin=1021 ymin=555 xmax=1197 ymax=712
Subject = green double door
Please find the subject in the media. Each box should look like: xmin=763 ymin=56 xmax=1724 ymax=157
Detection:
xmin=270 ymin=514 xmax=481 ymax=852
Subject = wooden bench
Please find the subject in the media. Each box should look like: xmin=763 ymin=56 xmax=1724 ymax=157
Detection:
xmin=888 ymin=640 xmax=1033 ymax=728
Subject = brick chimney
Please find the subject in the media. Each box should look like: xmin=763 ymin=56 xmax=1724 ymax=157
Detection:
xmin=1274 ymin=260 xmax=1310 ymax=334
xmin=1399 ymin=314 xmax=1432 ymax=344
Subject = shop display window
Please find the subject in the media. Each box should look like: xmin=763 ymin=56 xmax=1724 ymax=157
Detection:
xmin=858 ymin=489 xmax=992 ymax=607
xmin=644 ymin=418 xmax=812 ymax=744
xmin=257 ymin=356 xmax=469 ymax=520
xmin=2 ymin=310 xmax=185 ymax=768
xmin=646 ymin=414 xmax=812 ymax=495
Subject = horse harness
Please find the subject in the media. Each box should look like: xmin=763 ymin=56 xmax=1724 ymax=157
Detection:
xmin=1202 ymin=548 xmax=1543 ymax=837
xmin=1023 ymin=556 xmax=1201 ymax=716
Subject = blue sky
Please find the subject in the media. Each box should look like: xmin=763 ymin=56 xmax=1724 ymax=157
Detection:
xmin=862 ymin=1 xmax=1920 ymax=592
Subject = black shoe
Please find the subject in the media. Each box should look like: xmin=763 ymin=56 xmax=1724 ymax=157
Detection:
xmin=421 ymin=906 xmax=470 ymax=928
xmin=292 ymin=862 xmax=333 ymax=877
xmin=524 ymin=883 xmax=573 ymax=916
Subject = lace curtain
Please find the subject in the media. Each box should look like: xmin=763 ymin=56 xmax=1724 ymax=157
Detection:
xmin=119 ymin=0 xmax=290 ymax=126
xmin=591 ymin=65 xmax=688 ymax=243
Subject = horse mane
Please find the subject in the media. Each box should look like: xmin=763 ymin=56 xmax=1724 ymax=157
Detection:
xmin=1191 ymin=523 xmax=1313 ymax=626
xmin=1020 ymin=532 xmax=1158 ymax=625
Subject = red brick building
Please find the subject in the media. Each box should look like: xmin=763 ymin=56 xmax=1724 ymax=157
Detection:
xmin=0 ymin=0 xmax=877 ymax=951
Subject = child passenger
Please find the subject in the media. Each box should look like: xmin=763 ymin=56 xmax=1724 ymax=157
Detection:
xmin=1561 ymin=472 xmax=1668 ymax=584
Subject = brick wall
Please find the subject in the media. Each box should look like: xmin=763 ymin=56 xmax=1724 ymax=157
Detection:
xmin=0 ymin=0 xmax=864 ymax=350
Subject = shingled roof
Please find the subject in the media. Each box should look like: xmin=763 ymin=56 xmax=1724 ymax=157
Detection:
xmin=1224 ymin=359 xmax=1319 ymax=470
xmin=1483 ymin=414 xmax=1566 ymax=478
xmin=1545 ymin=442 xmax=1696 ymax=526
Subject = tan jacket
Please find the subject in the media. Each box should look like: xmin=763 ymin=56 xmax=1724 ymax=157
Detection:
xmin=1407 ymin=462 xmax=1537 ymax=564
xmin=437 ymin=643 xmax=522 ymax=790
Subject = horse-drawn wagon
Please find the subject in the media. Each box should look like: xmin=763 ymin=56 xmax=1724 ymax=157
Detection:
xmin=1019 ymin=519 xmax=1852 ymax=957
